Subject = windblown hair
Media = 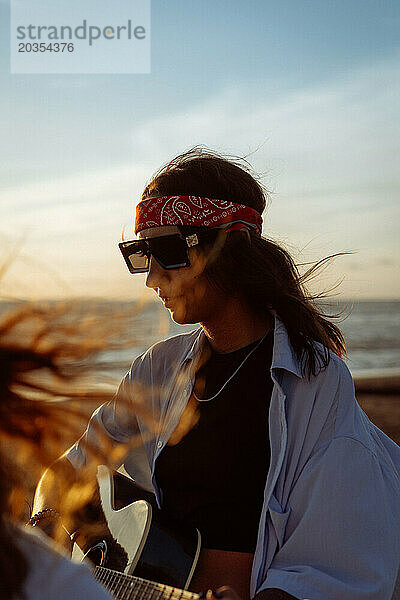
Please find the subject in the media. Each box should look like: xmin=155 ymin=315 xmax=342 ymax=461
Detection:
xmin=142 ymin=146 xmax=349 ymax=378
xmin=0 ymin=300 xmax=142 ymax=599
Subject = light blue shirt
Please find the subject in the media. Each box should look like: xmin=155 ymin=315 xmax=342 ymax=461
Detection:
xmin=16 ymin=525 xmax=113 ymax=600
xmin=67 ymin=314 xmax=400 ymax=600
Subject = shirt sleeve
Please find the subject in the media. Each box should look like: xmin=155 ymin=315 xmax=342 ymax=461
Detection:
xmin=47 ymin=561 xmax=115 ymax=600
xmin=258 ymin=436 xmax=400 ymax=600
xmin=19 ymin=526 xmax=114 ymax=600
xmin=65 ymin=363 xmax=143 ymax=470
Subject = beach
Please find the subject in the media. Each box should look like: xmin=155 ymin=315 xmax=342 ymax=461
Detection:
xmin=355 ymin=372 xmax=400 ymax=445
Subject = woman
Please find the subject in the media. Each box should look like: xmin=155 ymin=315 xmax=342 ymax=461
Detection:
xmin=34 ymin=148 xmax=400 ymax=600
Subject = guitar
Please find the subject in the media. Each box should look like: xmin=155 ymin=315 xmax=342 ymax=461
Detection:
xmin=72 ymin=466 xmax=252 ymax=600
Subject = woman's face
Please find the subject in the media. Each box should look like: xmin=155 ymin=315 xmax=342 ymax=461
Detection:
xmin=139 ymin=225 xmax=227 ymax=325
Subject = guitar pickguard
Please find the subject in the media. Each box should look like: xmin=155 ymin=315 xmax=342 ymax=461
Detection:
xmin=72 ymin=465 xmax=201 ymax=590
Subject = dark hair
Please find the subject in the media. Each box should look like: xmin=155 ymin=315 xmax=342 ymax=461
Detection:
xmin=142 ymin=146 xmax=349 ymax=378
xmin=0 ymin=301 xmax=143 ymax=599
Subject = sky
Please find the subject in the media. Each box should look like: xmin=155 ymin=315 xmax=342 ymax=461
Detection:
xmin=0 ymin=0 xmax=399 ymax=300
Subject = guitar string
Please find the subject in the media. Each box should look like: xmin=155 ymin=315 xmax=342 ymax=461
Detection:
xmin=115 ymin=571 xmax=123 ymax=600
xmin=117 ymin=570 xmax=124 ymax=596
xmin=111 ymin=569 xmax=118 ymax=595
xmin=121 ymin=568 xmax=133 ymax=600
xmin=120 ymin=570 xmax=132 ymax=600
xmin=158 ymin=582 xmax=170 ymax=600
xmin=152 ymin=585 xmax=163 ymax=600
xmin=143 ymin=578 xmax=152 ymax=600
xmin=150 ymin=580 xmax=160 ymax=600
xmin=101 ymin=567 xmax=111 ymax=591
xmin=123 ymin=571 xmax=135 ymax=600
xmin=103 ymin=571 xmax=111 ymax=594
xmin=114 ymin=566 xmax=121 ymax=599
xmin=115 ymin=566 xmax=125 ymax=600
xmin=110 ymin=569 xmax=116 ymax=593
xmin=108 ymin=571 xmax=114 ymax=591
xmin=141 ymin=580 xmax=152 ymax=600
xmin=95 ymin=566 xmax=200 ymax=600
xmin=153 ymin=584 xmax=164 ymax=600
xmin=113 ymin=569 xmax=120 ymax=594
xmin=102 ymin=567 xmax=115 ymax=596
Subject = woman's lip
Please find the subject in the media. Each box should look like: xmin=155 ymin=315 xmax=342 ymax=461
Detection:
xmin=160 ymin=296 xmax=178 ymax=307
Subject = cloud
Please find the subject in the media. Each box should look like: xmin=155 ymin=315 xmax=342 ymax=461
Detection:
xmin=0 ymin=162 xmax=149 ymax=228
xmin=125 ymin=53 xmax=400 ymax=282
xmin=1 ymin=52 xmax=399 ymax=298
xmin=128 ymin=51 xmax=400 ymax=202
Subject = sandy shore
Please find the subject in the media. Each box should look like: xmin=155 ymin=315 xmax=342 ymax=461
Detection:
xmin=355 ymin=373 xmax=400 ymax=445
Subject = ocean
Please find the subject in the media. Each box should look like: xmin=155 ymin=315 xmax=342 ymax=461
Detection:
xmin=147 ymin=299 xmax=400 ymax=377
xmin=0 ymin=299 xmax=399 ymax=378
xmin=335 ymin=300 xmax=400 ymax=376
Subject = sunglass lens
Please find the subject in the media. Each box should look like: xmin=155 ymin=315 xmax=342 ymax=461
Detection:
xmin=128 ymin=251 xmax=148 ymax=272
xmin=149 ymin=235 xmax=189 ymax=269
xmin=120 ymin=241 xmax=149 ymax=273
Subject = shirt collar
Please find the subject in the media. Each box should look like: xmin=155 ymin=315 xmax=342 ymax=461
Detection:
xmin=183 ymin=312 xmax=305 ymax=379
xmin=270 ymin=312 xmax=305 ymax=379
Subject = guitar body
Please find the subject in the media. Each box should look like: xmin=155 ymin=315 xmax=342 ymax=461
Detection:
xmin=72 ymin=466 xmax=201 ymax=590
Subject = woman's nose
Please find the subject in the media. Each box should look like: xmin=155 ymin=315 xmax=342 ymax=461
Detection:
xmin=145 ymin=255 xmax=167 ymax=289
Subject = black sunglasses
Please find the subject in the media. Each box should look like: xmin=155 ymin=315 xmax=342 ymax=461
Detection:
xmin=119 ymin=233 xmax=205 ymax=274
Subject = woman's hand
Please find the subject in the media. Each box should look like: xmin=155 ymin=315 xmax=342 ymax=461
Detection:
xmin=203 ymin=587 xmax=242 ymax=600
xmin=201 ymin=588 xmax=300 ymax=600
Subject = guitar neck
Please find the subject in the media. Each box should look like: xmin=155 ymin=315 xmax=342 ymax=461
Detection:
xmin=95 ymin=566 xmax=200 ymax=600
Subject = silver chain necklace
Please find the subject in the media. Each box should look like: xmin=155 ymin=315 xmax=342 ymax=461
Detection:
xmin=192 ymin=330 xmax=269 ymax=403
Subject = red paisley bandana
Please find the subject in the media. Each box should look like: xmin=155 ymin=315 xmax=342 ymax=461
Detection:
xmin=135 ymin=196 xmax=263 ymax=235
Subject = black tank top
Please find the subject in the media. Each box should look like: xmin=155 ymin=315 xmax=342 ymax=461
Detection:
xmin=154 ymin=330 xmax=274 ymax=552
